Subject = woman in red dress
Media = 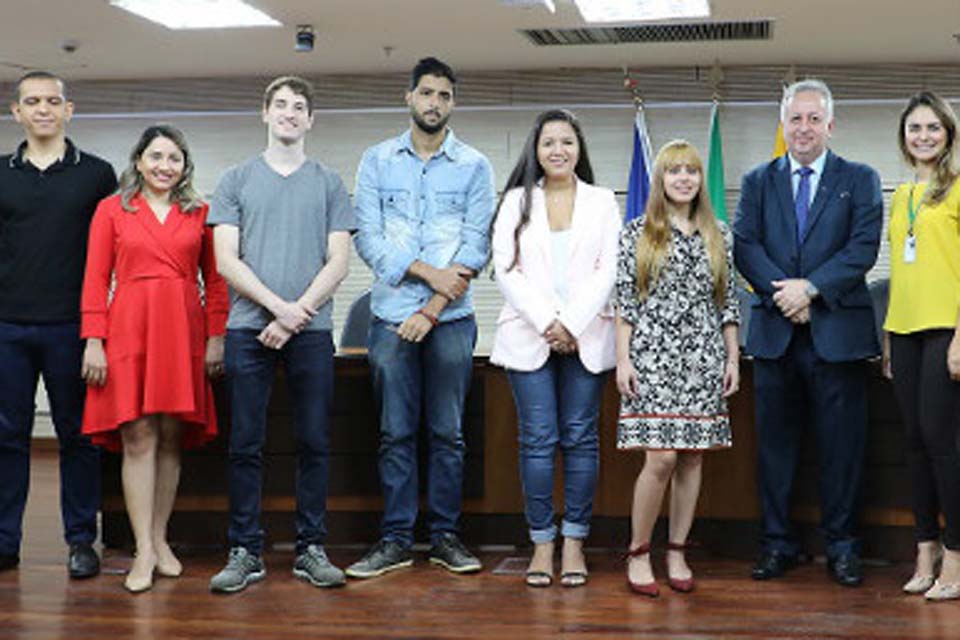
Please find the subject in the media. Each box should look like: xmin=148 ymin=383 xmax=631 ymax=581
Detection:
xmin=80 ymin=125 xmax=228 ymax=592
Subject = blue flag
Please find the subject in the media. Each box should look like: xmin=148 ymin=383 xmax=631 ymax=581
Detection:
xmin=625 ymin=108 xmax=653 ymax=223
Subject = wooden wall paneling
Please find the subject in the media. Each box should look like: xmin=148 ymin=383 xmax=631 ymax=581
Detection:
xmin=697 ymin=361 xmax=761 ymax=520
xmin=101 ymin=357 xmax=918 ymax=551
xmin=593 ymin=378 xmax=638 ymax=517
xmin=475 ymin=366 xmax=523 ymax=514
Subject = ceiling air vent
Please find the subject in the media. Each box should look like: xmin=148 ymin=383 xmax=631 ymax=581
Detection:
xmin=521 ymin=19 xmax=773 ymax=46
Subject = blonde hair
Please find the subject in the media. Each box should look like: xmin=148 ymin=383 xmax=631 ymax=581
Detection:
xmin=635 ymin=139 xmax=728 ymax=306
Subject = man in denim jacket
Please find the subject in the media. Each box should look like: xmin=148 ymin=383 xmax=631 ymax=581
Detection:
xmin=348 ymin=57 xmax=495 ymax=579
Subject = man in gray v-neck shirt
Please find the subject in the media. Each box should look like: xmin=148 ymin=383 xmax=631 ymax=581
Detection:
xmin=210 ymin=156 xmax=352 ymax=332
xmin=207 ymin=76 xmax=356 ymax=594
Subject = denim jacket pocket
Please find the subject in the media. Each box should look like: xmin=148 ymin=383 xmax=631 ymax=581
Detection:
xmin=380 ymin=189 xmax=411 ymax=218
xmin=435 ymin=190 xmax=467 ymax=217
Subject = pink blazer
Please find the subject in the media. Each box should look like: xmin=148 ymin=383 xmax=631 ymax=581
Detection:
xmin=490 ymin=180 xmax=621 ymax=373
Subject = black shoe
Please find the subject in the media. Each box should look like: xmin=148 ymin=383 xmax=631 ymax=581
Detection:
xmin=345 ymin=540 xmax=413 ymax=579
xmin=68 ymin=543 xmax=100 ymax=579
xmin=751 ymin=550 xmax=799 ymax=580
xmin=0 ymin=554 xmax=20 ymax=572
xmin=428 ymin=533 xmax=482 ymax=574
xmin=827 ymin=553 xmax=863 ymax=587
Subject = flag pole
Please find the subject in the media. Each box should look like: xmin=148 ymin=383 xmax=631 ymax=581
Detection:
xmin=773 ymin=65 xmax=796 ymax=158
xmin=621 ymin=65 xmax=644 ymax=110
xmin=707 ymin=60 xmax=728 ymax=223
xmin=622 ymin=66 xmax=653 ymax=223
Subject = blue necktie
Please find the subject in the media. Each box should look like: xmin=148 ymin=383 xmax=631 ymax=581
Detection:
xmin=795 ymin=166 xmax=814 ymax=241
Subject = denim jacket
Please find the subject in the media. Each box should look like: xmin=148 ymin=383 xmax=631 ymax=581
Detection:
xmin=353 ymin=129 xmax=495 ymax=324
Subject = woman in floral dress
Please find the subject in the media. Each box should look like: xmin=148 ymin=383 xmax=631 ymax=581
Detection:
xmin=616 ymin=140 xmax=740 ymax=596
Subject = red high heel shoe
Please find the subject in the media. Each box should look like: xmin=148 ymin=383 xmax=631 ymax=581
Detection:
xmin=626 ymin=543 xmax=659 ymax=597
xmin=666 ymin=541 xmax=695 ymax=593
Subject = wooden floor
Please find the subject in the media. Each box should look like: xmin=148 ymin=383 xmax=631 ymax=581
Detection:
xmin=3 ymin=452 xmax=959 ymax=639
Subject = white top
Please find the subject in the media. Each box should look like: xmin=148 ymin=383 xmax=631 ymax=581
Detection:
xmin=551 ymin=228 xmax=572 ymax=304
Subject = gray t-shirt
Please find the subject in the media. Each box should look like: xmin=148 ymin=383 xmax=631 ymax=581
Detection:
xmin=208 ymin=155 xmax=356 ymax=331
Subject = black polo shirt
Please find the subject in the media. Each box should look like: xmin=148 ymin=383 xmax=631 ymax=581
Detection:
xmin=0 ymin=138 xmax=117 ymax=323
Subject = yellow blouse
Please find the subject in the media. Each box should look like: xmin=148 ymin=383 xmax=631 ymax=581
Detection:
xmin=884 ymin=178 xmax=960 ymax=334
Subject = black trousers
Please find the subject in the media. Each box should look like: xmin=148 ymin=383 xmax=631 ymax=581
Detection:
xmin=0 ymin=321 xmax=100 ymax=556
xmin=890 ymin=330 xmax=960 ymax=550
xmin=754 ymin=327 xmax=868 ymax=559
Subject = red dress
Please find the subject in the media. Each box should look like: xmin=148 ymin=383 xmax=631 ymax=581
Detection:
xmin=80 ymin=193 xmax=228 ymax=451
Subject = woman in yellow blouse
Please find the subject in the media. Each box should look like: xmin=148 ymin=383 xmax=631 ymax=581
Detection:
xmin=883 ymin=91 xmax=960 ymax=601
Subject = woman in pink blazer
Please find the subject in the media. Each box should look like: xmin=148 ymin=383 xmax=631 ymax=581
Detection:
xmin=491 ymin=109 xmax=621 ymax=588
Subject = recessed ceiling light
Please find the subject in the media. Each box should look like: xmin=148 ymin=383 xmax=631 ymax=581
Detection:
xmin=573 ymin=0 xmax=710 ymax=23
xmin=109 ymin=0 xmax=282 ymax=30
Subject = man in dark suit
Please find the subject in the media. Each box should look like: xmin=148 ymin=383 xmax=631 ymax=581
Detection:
xmin=734 ymin=79 xmax=883 ymax=587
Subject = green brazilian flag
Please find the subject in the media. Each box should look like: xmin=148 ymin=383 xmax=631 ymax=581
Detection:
xmin=707 ymin=101 xmax=727 ymax=223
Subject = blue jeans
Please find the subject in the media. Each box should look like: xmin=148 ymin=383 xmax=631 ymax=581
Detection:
xmin=224 ymin=330 xmax=334 ymax=555
xmin=0 ymin=321 xmax=100 ymax=555
xmin=368 ymin=316 xmax=476 ymax=549
xmin=507 ymin=354 xmax=605 ymax=544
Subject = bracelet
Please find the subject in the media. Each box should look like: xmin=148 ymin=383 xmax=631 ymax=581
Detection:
xmin=416 ymin=308 xmax=439 ymax=327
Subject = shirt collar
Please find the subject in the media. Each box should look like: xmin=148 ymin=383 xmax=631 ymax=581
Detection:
xmin=788 ymin=149 xmax=827 ymax=177
xmin=10 ymin=137 xmax=80 ymax=170
xmin=396 ymin=128 xmax=459 ymax=161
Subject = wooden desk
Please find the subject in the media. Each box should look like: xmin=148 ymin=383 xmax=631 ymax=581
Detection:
xmin=101 ymin=356 xmax=915 ymax=558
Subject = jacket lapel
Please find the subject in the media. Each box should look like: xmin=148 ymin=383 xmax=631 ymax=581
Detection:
xmin=528 ymin=187 xmax=553 ymax=271
xmin=566 ymin=179 xmax=589 ymax=263
xmin=133 ymin=196 xmax=192 ymax=277
xmin=801 ymin=151 xmax=838 ymax=243
xmin=772 ymin=156 xmax=798 ymax=247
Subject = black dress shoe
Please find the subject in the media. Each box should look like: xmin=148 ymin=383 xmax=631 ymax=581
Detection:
xmin=751 ymin=550 xmax=799 ymax=580
xmin=68 ymin=543 xmax=100 ymax=579
xmin=0 ymin=554 xmax=20 ymax=572
xmin=827 ymin=554 xmax=862 ymax=587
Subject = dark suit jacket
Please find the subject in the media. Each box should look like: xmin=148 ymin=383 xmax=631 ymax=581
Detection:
xmin=733 ymin=151 xmax=883 ymax=362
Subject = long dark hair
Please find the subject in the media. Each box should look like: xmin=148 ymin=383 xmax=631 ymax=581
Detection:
xmin=492 ymin=109 xmax=595 ymax=271
xmin=897 ymin=91 xmax=959 ymax=205
xmin=118 ymin=124 xmax=201 ymax=213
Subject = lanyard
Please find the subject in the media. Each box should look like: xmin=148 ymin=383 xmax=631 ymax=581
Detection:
xmin=907 ymin=183 xmax=925 ymax=236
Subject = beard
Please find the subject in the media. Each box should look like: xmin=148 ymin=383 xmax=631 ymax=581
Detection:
xmin=411 ymin=107 xmax=449 ymax=135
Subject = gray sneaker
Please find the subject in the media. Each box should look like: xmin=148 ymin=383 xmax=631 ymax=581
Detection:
xmin=209 ymin=547 xmax=266 ymax=593
xmin=429 ymin=533 xmax=481 ymax=574
xmin=293 ymin=544 xmax=346 ymax=588
xmin=345 ymin=539 xmax=413 ymax=579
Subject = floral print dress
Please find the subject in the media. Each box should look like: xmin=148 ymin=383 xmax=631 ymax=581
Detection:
xmin=615 ymin=217 xmax=739 ymax=450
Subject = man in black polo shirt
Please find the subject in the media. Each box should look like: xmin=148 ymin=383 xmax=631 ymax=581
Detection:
xmin=0 ymin=71 xmax=116 ymax=577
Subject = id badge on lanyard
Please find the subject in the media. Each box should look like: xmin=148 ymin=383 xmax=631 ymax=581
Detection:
xmin=904 ymin=184 xmax=923 ymax=264
xmin=903 ymin=234 xmax=917 ymax=264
